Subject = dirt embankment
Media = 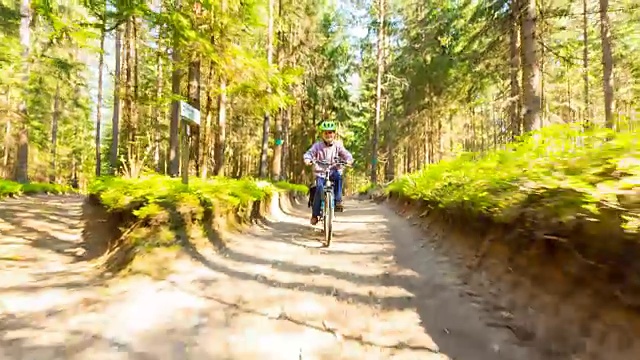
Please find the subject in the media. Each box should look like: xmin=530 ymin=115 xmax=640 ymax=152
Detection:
xmin=80 ymin=191 xmax=303 ymax=274
xmin=384 ymin=192 xmax=640 ymax=360
xmin=0 ymin=190 xmax=300 ymax=284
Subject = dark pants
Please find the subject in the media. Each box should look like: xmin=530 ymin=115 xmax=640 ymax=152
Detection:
xmin=308 ymin=169 xmax=343 ymax=217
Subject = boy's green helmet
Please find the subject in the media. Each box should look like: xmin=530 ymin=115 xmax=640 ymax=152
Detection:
xmin=318 ymin=120 xmax=337 ymax=132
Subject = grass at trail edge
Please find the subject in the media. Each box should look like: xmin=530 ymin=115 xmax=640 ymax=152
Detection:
xmin=87 ymin=175 xmax=306 ymax=253
xmin=0 ymin=179 xmax=74 ymax=198
xmin=387 ymin=124 xmax=639 ymax=235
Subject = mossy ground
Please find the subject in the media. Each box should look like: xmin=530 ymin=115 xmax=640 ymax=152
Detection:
xmin=86 ymin=174 xmax=304 ymax=275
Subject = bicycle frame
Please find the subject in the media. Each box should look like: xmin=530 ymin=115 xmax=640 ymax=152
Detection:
xmin=312 ymin=159 xmax=349 ymax=246
xmin=314 ymin=160 xmax=346 ymax=213
xmin=320 ymin=167 xmax=334 ymax=215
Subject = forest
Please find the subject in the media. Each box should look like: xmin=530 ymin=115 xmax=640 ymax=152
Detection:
xmin=0 ymin=0 xmax=637 ymax=186
xmin=0 ymin=0 xmax=637 ymax=261
xmin=0 ymin=0 xmax=638 ymax=240
xmin=1 ymin=0 xmax=639 ymax=358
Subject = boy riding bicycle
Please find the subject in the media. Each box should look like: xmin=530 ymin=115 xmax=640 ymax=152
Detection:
xmin=303 ymin=120 xmax=354 ymax=225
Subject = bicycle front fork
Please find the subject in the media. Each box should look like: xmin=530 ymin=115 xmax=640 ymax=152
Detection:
xmin=319 ymin=188 xmax=334 ymax=217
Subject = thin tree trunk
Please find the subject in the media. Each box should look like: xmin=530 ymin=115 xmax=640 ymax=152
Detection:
xmin=15 ymin=0 xmax=31 ymax=183
xmin=383 ymin=25 xmax=394 ymax=182
xmin=110 ymin=25 xmax=122 ymax=174
xmin=201 ymin=60 xmax=214 ymax=179
xmin=2 ymin=93 xmax=10 ymax=176
xmin=371 ymin=0 xmax=385 ymax=184
xmin=384 ymin=103 xmax=394 ymax=182
xmin=582 ymin=0 xmax=590 ymax=126
xmin=153 ymin=1 xmax=163 ymax=173
xmin=282 ymin=106 xmax=291 ymax=180
xmin=259 ymin=0 xmax=274 ymax=178
xmin=169 ymin=0 xmax=182 ymax=177
xmin=567 ymin=63 xmax=572 ymax=122
xmin=131 ymin=17 xmax=140 ymax=167
xmin=449 ymin=113 xmax=454 ymax=153
xmin=599 ymin=0 xmax=614 ymax=129
xmin=188 ymin=2 xmax=202 ymax=177
xmin=214 ymin=0 xmax=228 ymax=176
xmin=123 ymin=18 xmax=133 ymax=161
xmin=50 ymin=82 xmax=60 ymax=183
xmin=71 ymin=49 xmax=81 ymax=187
xmin=437 ymin=112 xmax=443 ymax=160
xmin=187 ymin=56 xmax=201 ymax=177
xmin=521 ymin=0 xmax=540 ymax=132
xmin=154 ymin=50 xmax=163 ymax=172
xmin=281 ymin=26 xmax=295 ymax=180
xmin=215 ymin=77 xmax=227 ymax=176
xmin=539 ymin=4 xmax=545 ymax=128
xmin=95 ymin=17 xmax=105 ymax=177
xmin=271 ymin=0 xmax=284 ymax=181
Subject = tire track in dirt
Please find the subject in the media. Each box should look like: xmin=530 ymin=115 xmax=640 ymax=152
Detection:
xmin=1 ymin=195 xmax=541 ymax=359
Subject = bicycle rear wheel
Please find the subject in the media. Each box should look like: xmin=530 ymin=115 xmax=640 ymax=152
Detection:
xmin=323 ymin=191 xmax=334 ymax=246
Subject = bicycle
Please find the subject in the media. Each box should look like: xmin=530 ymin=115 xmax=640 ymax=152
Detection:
xmin=311 ymin=159 xmax=350 ymax=247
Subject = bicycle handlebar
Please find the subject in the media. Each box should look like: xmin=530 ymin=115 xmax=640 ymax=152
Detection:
xmin=311 ymin=159 xmax=352 ymax=167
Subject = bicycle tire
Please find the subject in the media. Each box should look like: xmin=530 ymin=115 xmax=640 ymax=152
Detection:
xmin=324 ymin=191 xmax=333 ymax=246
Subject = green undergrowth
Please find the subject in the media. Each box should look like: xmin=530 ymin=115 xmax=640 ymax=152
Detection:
xmin=272 ymin=180 xmax=308 ymax=194
xmin=0 ymin=179 xmax=74 ymax=198
xmin=357 ymin=182 xmax=375 ymax=195
xmin=388 ymin=124 xmax=640 ymax=235
xmin=88 ymin=175 xmax=303 ymax=270
xmin=90 ymin=175 xmax=275 ymax=214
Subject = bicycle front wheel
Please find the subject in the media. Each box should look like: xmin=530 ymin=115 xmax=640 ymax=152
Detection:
xmin=323 ymin=191 xmax=334 ymax=246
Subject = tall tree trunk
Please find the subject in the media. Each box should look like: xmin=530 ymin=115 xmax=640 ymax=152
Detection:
xmin=188 ymin=3 xmax=202 ymax=177
xmin=110 ymin=25 xmax=122 ymax=174
xmin=131 ymin=17 xmax=140 ymax=167
xmin=201 ymin=60 xmax=213 ymax=179
xmin=282 ymin=106 xmax=291 ymax=180
xmin=153 ymin=1 xmax=164 ymax=173
xmin=259 ymin=0 xmax=274 ymax=178
xmin=383 ymin=19 xmax=394 ymax=182
xmin=539 ymin=6 xmax=546 ymax=127
xmin=384 ymin=102 xmax=394 ymax=182
xmin=2 ymin=93 xmax=10 ymax=176
xmin=49 ymin=82 xmax=60 ymax=183
xmin=187 ymin=55 xmax=201 ymax=176
xmin=123 ymin=18 xmax=133 ymax=161
xmin=582 ymin=0 xmax=590 ymax=126
xmin=214 ymin=78 xmax=227 ymax=176
xmin=15 ymin=0 xmax=31 ymax=183
xmin=169 ymin=0 xmax=182 ymax=177
xmin=599 ymin=0 xmax=614 ymax=129
xmin=154 ymin=49 xmax=163 ymax=172
xmin=521 ymin=0 xmax=540 ymax=132
xmin=95 ymin=16 xmax=106 ymax=177
xmin=214 ymin=0 xmax=228 ymax=176
xmin=272 ymin=108 xmax=283 ymax=180
xmin=371 ymin=0 xmax=385 ymax=184
xmin=271 ymin=0 xmax=284 ymax=181
xmin=71 ymin=49 xmax=82 ymax=187
xmin=281 ymin=25 xmax=295 ymax=180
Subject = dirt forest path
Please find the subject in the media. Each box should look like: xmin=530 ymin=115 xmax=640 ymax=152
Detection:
xmin=0 ymin=195 xmax=542 ymax=360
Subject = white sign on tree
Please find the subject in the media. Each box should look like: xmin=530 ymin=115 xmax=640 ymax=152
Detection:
xmin=180 ymin=100 xmax=201 ymax=125
xmin=178 ymin=100 xmax=200 ymax=185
